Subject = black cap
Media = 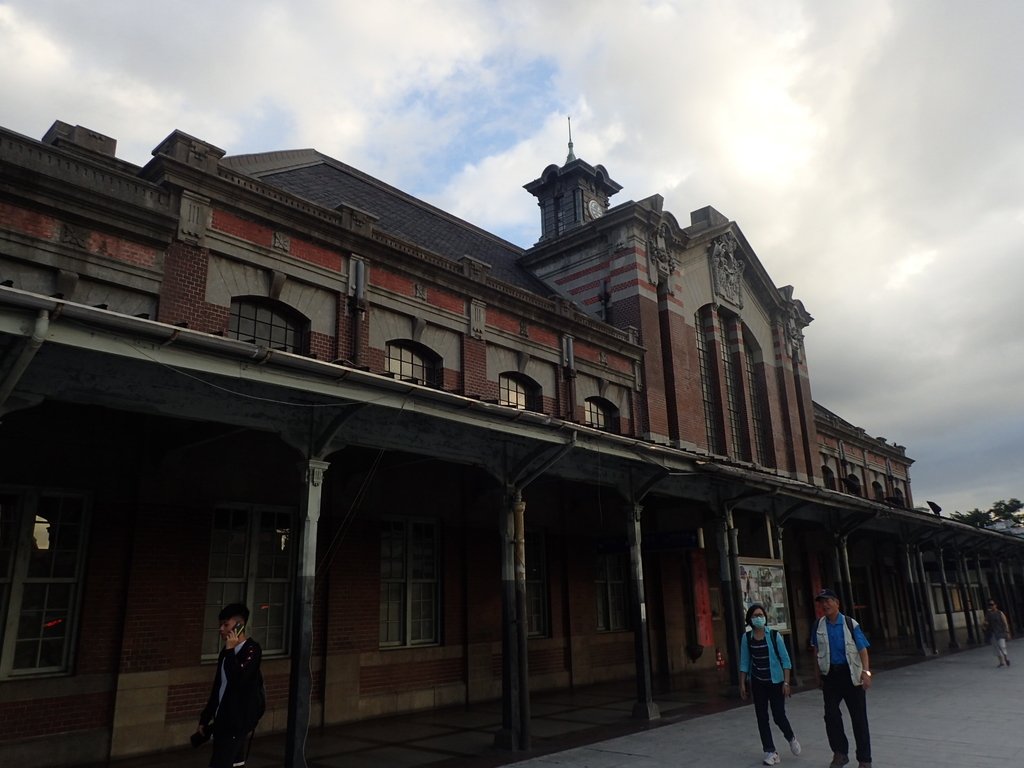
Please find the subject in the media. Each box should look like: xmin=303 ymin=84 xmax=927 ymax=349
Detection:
xmin=218 ymin=603 xmax=250 ymax=621
xmin=814 ymin=588 xmax=839 ymax=601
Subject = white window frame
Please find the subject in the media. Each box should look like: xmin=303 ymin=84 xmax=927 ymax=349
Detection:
xmin=0 ymin=488 xmax=90 ymax=678
xmin=203 ymin=504 xmax=295 ymax=660
xmin=379 ymin=517 xmax=440 ymax=648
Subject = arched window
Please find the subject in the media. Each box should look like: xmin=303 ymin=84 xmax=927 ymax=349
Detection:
xmin=892 ymin=488 xmax=905 ymax=507
xmin=498 ymin=373 xmax=542 ymax=411
xmin=385 ymin=341 xmax=442 ymax=387
xmin=822 ymin=465 xmax=837 ymax=491
xmin=228 ymin=297 xmax=308 ymax=353
xmin=872 ymin=480 xmax=885 ymax=501
xmin=584 ymin=397 xmax=617 ymax=433
xmin=844 ymin=473 xmax=862 ymax=496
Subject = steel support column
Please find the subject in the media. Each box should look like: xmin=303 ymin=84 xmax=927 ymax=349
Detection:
xmin=901 ymin=543 xmax=928 ymax=656
xmin=285 ymin=459 xmax=330 ymax=768
xmin=935 ymin=545 xmax=959 ymax=649
xmin=915 ymin=545 xmax=938 ymax=654
xmin=716 ymin=512 xmax=740 ymax=687
xmin=626 ymin=502 xmax=659 ymax=720
xmin=955 ymin=550 xmax=978 ymax=644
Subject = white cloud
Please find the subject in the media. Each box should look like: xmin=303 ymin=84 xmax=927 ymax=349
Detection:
xmin=1 ymin=0 xmax=1022 ymax=511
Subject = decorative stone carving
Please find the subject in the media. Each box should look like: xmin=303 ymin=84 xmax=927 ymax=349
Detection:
xmin=710 ymin=233 xmax=744 ymax=308
xmin=778 ymin=285 xmax=812 ymax=362
xmin=60 ymin=223 xmax=88 ymax=250
xmin=470 ymin=299 xmax=486 ymax=340
xmin=272 ymin=232 xmax=290 ymax=252
xmin=519 ymin=319 xmax=529 ymax=337
xmin=414 ymin=283 xmax=427 ymax=300
xmin=647 ymin=223 xmax=678 ymax=287
xmin=178 ymin=191 xmax=210 ymax=245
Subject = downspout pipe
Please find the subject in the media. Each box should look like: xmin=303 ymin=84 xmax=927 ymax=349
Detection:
xmin=0 ymin=309 xmax=50 ymax=409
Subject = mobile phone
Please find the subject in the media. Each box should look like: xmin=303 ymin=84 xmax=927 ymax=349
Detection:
xmin=233 ymin=621 xmax=245 ymax=634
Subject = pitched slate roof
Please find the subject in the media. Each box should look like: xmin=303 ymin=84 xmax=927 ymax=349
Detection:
xmin=222 ymin=150 xmax=549 ymax=293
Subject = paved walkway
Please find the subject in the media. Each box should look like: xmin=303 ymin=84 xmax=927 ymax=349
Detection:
xmin=507 ymin=642 xmax=1020 ymax=768
xmin=97 ymin=641 xmax=1017 ymax=768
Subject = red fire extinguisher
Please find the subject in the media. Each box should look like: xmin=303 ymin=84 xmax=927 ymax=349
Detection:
xmin=715 ymin=648 xmax=726 ymax=669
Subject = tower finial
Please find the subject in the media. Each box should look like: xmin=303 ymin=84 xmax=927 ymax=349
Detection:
xmin=565 ymin=116 xmax=576 ymax=163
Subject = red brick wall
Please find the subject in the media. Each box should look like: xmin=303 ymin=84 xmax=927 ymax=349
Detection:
xmin=0 ymin=692 xmax=114 ymax=742
xmin=157 ymin=243 xmax=222 ymax=333
xmin=210 ymin=209 xmax=273 ymax=248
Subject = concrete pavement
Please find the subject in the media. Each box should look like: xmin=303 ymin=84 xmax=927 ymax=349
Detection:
xmin=507 ymin=642 xmax=1021 ymax=768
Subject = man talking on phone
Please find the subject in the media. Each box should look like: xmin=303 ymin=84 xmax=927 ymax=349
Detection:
xmin=196 ymin=603 xmax=263 ymax=768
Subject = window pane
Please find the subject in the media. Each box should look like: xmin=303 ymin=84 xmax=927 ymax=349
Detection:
xmin=0 ymin=495 xmax=20 ymax=579
xmin=228 ymin=299 xmax=307 ymax=353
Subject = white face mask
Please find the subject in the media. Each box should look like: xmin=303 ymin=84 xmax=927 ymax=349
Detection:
xmin=751 ymin=616 xmax=767 ymax=629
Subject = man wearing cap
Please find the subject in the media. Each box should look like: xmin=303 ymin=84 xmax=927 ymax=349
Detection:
xmin=811 ymin=589 xmax=872 ymax=768
xmin=196 ymin=603 xmax=263 ymax=768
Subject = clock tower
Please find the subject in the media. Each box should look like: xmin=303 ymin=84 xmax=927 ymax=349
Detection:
xmin=523 ymin=136 xmax=622 ymax=242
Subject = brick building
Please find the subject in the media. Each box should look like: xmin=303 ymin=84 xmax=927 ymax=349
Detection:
xmin=0 ymin=120 xmax=1021 ymax=766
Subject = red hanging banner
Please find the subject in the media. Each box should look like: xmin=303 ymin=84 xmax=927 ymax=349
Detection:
xmin=691 ymin=549 xmax=714 ymax=647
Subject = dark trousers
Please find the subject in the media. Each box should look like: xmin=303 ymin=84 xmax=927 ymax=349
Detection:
xmin=822 ymin=665 xmax=871 ymax=763
xmin=210 ymin=732 xmax=248 ymax=768
xmin=751 ymin=677 xmax=794 ymax=752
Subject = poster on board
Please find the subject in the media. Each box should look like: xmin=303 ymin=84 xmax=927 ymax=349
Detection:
xmin=738 ymin=557 xmax=790 ymax=633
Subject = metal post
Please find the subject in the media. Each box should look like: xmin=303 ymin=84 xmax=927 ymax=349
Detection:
xmin=955 ymin=550 xmax=977 ymax=644
xmin=915 ymin=546 xmax=938 ymax=654
xmin=716 ymin=513 xmax=740 ymax=687
xmin=285 ymin=459 xmax=329 ymax=768
xmin=494 ymin=492 xmax=520 ymax=750
xmin=935 ymin=546 xmax=959 ymax=649
xmin=626 ymin=502 xmax=659 ymax=720
xmin=838 ymin=536 xmax=855 ymax=617
xmin=773 ymin=522 xmax=800 ymax=682
xmin=513 ymin=494 xmax=531 ymax=749
xmin=901 ymin=544 xmax=927 ymax=655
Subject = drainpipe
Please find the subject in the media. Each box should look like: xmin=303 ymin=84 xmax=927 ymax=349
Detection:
xmin=0 ymin=309 xmax=50 ymax=409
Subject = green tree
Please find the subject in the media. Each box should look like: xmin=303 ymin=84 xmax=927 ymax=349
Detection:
xmin=952 ymin=498 xmax=1023 ymax=528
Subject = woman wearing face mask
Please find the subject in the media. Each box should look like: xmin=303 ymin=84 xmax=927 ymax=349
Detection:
xmin=739 ymin=603 xmax=801 ymax=766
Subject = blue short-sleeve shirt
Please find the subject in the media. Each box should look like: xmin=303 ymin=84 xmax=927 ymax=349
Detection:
xmin=811 ymin=612 xmax=870 ymax=664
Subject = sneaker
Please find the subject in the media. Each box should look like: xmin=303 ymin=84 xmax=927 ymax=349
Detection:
xmin=789 ymin=737 xmax=802 ymax=756
xmin=1007 ymin=657 xmax=1011 ymax=666
xmin=857 ymin=763 xmax=871 ymax=767
xmin=829 ymin=755 xmax=849 ymax=768
xmin=763 ymin=752 xmax=781 ymax=766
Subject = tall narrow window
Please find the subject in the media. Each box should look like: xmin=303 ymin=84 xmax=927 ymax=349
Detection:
xmin=745 ymin=337 xmax=774 ymax=467
xmin=0 ymin=491 xmax=89 ymax=677
xmin=385 ymin=341 xmax=442 ymax=387
xmin=525 ymin=531 xmax=549 ymax=637
xmin=720 ymin=323 xmax=748 ymax=460
xmin=595 ymin=552 xmax=629 ymax=632
xmin=695 ymin=310 xmax=724 ymax=454
xmin=228 ymin=297 xmax=308 ymax=353
xmin=380 ymin=519 xmax=439 ymax=647
xmin=205 ymin=506 xmax=293 ymax=659
xmin=499 ymin=373 xmax=542 ymax=412
xmin=822 ymin=465 xmax=837 ymax=491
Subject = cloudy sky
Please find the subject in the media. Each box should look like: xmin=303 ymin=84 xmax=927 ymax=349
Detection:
xmin=2 ymin=0 xmax=1021 ymax=514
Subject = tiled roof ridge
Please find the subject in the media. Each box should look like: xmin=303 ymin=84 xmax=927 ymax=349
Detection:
xmin=226 ymin=149 xmax=526 ymax=257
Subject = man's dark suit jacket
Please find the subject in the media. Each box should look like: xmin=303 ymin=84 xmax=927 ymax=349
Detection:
xmin=200 ymin=638 xmax=262 ymax=737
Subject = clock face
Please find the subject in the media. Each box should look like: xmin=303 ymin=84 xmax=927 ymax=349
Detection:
xmin=588 ymin=199 xmax=603 ymax=219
